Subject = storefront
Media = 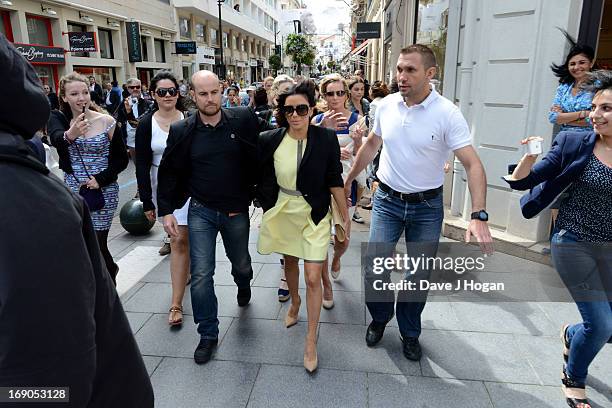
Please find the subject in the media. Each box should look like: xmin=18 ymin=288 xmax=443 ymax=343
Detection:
xmin=196 ymin=45 xmax=215 ymax=71
xmin=73 ymin=66 xmax=116 ymax=86
xmin=249 ymin=58 xmax=257 ymax=84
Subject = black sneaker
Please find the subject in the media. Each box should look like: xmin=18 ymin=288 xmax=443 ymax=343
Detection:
xmin=237 ymin=287 xmax=251 ymax=307
xmin=365 ymin=320 xmax=387 ymax=347
xmin=194 ymin=339 xmax=218 ymax=364
xmin=401 ymin=335 xmax=422 ymax=361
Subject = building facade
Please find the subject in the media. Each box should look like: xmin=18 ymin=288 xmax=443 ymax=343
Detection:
xmin=1 ymin=0 xmax=177 ymax=91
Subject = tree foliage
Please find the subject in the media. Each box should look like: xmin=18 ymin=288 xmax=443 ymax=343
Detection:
xmin=284 ymin=34 xmax=316 ymax=75
xmin=268 ymin=53 xmax=282 ymax=72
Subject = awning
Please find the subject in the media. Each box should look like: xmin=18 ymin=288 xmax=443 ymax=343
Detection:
xmin=340 ymin=40 xmax=370 ymax=63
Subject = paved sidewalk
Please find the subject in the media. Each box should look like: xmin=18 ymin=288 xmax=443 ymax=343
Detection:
xmin=109 ymin=209 xmax=612 ymax=408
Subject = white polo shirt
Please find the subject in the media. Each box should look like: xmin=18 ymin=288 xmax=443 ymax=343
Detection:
xmin=372 ymin=87 xmax=471 ymax=193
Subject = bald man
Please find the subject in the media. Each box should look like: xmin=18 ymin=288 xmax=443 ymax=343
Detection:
xmin=157 ymin=71 xmax=272 ymax=364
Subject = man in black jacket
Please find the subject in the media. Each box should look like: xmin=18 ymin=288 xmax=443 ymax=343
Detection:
xmin=89 ymin=75 xmax=103 ymax=105
xmin=116 ymin=78 xmax=152 ymax=157
xmin=158 ymin=70 xmax=271 ymax=364
xmin=0 ymin=33 xmax=153 ymax=407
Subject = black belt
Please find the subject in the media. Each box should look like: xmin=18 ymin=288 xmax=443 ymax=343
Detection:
xmin=379 ymin=183 xmax=442 ymax=203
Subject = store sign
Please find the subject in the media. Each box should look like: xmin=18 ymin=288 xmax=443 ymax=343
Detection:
xmin=68 ymin=32 xmax=97 ymax=52
xmin=175 ymin=41 xmax=197 ymax=54
xmin=126 ymin=22 xmax=142 ymax=62
xmin=196 ymin=46 xmax=215 ymax=65
xmin=356 ymin=22 xmax=381 ymax=40
xmin=14 ymin=43 xmax=65 ymax=64
xmin=249 ymin=58 xmax=257 ymax=67
xmin=236 ymin=60 xmax=247 ymax=68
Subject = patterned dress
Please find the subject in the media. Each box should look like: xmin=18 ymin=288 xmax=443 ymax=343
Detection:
xmin=64 ymin=120 xmax=119 ymax=231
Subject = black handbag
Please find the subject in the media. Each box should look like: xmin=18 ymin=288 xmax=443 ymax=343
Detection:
xmin=71 ymin=142 xmax=105 ymax=211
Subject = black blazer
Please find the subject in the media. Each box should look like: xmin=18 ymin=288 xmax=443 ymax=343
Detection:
xmin=157 ymin=107 xmax=270 ymax=216
xmin=47 ymin=110 xmax=129 ymax=187
xmin=256 ymin=125 xmax=343 ymax=225
xmin=502 ymin=131 xmax=597 ymax=219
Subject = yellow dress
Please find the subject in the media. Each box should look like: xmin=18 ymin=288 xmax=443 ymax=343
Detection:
xmin=257 ymin=134 xmax=332 ymax=262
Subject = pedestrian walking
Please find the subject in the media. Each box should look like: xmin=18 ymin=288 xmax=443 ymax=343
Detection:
xmin=0 ymin=35 xmax=153 ymax=407
xmin=504 ymin=70 xmax=612 ymax=408
xmin=48 ymin=72 xmax=129 ymax=285
xmin=313 ymin=74 xmax=364 ymax=290
xmin=43 ymin=83 xmax=59 ymax=110
xmin=135 ymin=70 xmax=191 ymax=327
xmin=157 ymin=70 xmax=271 ymax=365
xmin=256 ymin=79 xmax=350 ymax=373
xmin=348 ymin=76 xmax=371 ymax=119
xmin=344 ymin=44 xmax=493 ymax=361
xmin=117 ymin=78 xmax=153 ymax=158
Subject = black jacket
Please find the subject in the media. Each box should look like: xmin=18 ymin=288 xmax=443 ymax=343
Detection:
xmin=0 ymin=132 xmax=153 ymax=407
xmin=47 ymin=92 xmax=59 ymax=110
xmin=47 ymin=110 xmax=129 ymax=187
xmin=256 ymin=125 xmax=343 ymax=225
xmin=157 ymin=107 xmax=270 ymax=216
xmin=135 ymin=109 xmax=191 ymax=212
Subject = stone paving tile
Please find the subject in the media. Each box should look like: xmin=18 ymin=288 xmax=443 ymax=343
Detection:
xmin=211 ymin=262 xmax=264 ymax=286
xmin=108 ymin=239 xmax=135 ymax=258
xmin=388 ymin=297 xmax=463 ymax=331
xmin=123 ymin=282 xmax=194 ymax=315
xmin=247 ymin=364 xmax=367 ymax=408
xmin=317 ymin=323 xmax=421 ymax=376
xmin=535 ymin=302 xmax=582 ymax=329
xmin=485 ymin=382 xmax=612 ymax=408
xmin=513 ymin=333 xmax=612 ymax=392
xmin=419 ymin=329 xmax=540 ymax=384
xmin=141 ymin=355 xmax=163 ymax=377
xmin=278 ymin=289 xmax=366 ymax=326
xmin=135 ymin=314 xmax=233 ymax=358
xmin=449 ymin=302 xmax=558 ymax=336
xmin=368 ymin=373 xmax=493 ymax=408
xmin=125 ymin=311 xmax=153 ymax=334
xmin=215 ymin=286 xmax=282 ymax=320
xmin=150 ymin=357 xmax=259 ymax=408
xmin=119 ymin=281 xmax=145 ymax=303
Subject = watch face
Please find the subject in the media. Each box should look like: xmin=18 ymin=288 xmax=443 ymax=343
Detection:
xmin=479 ymin=211 xmax=488 ymax=221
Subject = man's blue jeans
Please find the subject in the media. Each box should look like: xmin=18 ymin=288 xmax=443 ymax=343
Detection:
xmin=365 ymin=188 xmax=444 ymax=338
xmin=551 ymin=228 xmax=612 ymax=385
xmin=188 ymin=199 xmax=253 ymax=340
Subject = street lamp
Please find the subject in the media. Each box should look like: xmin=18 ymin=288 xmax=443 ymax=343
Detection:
xmin=217 ymin=0 xmax=226 ymax=79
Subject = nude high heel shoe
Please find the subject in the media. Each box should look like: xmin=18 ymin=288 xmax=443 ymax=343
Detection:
xmin=304 ymin=340 xmax=318 ymax=373
xmin=285 ymin=296 xmax=301 ymax=328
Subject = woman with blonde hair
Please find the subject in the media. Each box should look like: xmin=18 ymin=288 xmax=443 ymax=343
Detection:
xmin=48 ymin=72 xmax=128 ymax=284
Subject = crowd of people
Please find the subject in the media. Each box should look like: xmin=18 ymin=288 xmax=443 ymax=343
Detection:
xmin=1 ymin=28 xmax=610 ymax=408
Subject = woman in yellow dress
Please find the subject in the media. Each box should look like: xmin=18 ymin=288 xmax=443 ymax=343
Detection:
xmin=257 ymin=80 xmax=350 ymax=373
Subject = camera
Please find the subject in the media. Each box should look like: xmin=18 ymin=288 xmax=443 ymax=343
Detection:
xmin=131 ymin=97 xmax=138 ymax=105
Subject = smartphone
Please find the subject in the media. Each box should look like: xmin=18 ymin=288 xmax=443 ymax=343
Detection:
xmin=82 ymin=105 xmax=86 ymax=116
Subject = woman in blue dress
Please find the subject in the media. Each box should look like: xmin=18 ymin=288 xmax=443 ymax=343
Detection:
xmin=48 ymin=72 xmax=128 ymax=284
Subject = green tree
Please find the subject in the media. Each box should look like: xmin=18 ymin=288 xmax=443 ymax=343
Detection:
xmin=284 ymin=34 xmax=316 ymax=75
xmin=268 ymin=53 xmax=282 ymax=73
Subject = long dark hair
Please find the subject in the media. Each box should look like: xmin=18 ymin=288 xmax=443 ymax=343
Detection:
xmin=149 ymin=70 xmax=187 ymax=112
xmin=274 ymin=79 xmax=316 ymax=129
xmin=551 ymin=29 xmax=595 ymax=84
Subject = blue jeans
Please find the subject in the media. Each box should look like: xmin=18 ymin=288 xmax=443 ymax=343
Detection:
xmin=551 ymin=229 xmax=612 ymax=385
xmin=188 ymin=199 xmax=253 ymax=340
xmin=365 ymin=188 xmax=444 ymax=338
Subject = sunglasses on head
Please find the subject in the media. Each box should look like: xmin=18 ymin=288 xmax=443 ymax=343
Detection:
xmin=128 ymin=85 xmax=141 ymax=90
xmin=325 ymin=90 xmax=346 ymax=97
xmin=282 ymin=104 xmax=310 ymax=116
xmin=155 ymin=87 xmax=178 ymax=97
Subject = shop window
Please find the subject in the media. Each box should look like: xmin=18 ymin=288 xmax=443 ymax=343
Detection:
xmin=98 ymin=29 xmax=114 ymax=59
xmin=179 ymin=17 xmax=191 ymax=39
xmin=1 ymin=11 xmax=13 ymax=42
xmin=210 ymin=28 xmax=218 ymax=46
xmin=27 ymin=15 xmax=51 ymax=46
xmin=154 ymin=39 xmax=166 ymax=63
xmin=415 ymin=0 xmax=449 ymax=93
xmin=196 ymin=23 xmax=206 ymax=42
xmin=241 ymin=38 xmax=246 ymax=52
xmin=222 ymin=32 xmax=228 ymax=48
xmin=141 ymin=36 xmax=149 ymax=61
xmin=67 ymin=23 xmax=89 ymax=57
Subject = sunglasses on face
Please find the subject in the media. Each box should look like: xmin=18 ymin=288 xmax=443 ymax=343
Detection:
xmin=282 ymin=104 xmax=310 ymax=116
xmin=156 ymin=87 xmax=178 ymax=97
xmin=325 ymin=90 xmax=346 ymax=97
xmin=128 ymin=85 xmax=141 ymax=90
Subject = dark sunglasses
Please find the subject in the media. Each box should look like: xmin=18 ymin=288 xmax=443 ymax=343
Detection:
xmin=156 ymin=87 xmax=178 ymax=97
xmin=128 ymin=85 xmax=141 ymax=89
xmin=282 ymin=104 xmax=310 ymax=116
xmin=324 ymin=90 xmax=346 ymax=97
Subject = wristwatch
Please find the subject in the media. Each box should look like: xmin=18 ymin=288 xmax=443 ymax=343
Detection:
xmin=470 ymin=210 xmax=489 ymax=222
